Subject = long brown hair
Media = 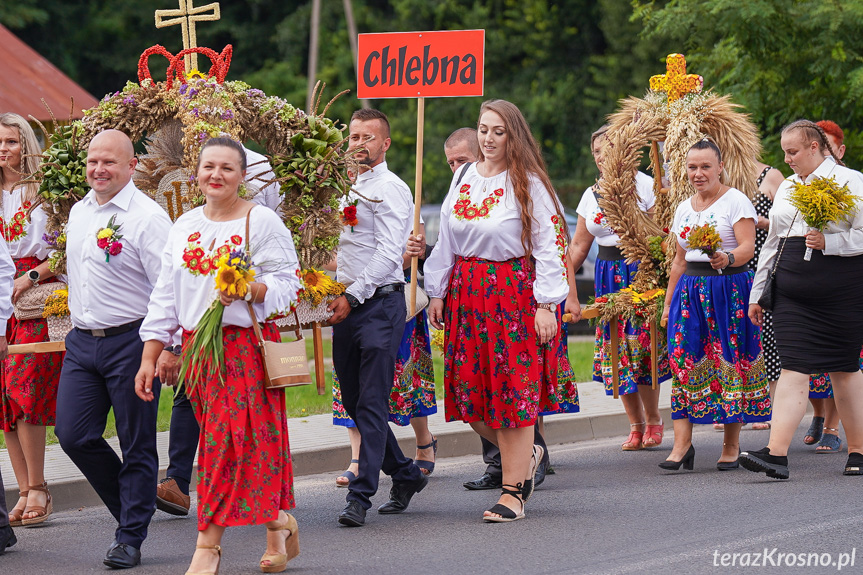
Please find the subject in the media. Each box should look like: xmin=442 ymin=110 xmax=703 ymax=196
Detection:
xmin=0 ymin=113 xmax=41 ymax=202
xmin=476 ymin=99 xmax=567 ymax=263
xmin=782 ymin=119 xmax=844 ymax=167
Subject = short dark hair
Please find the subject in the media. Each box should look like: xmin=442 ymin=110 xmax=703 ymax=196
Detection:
xmin=444 ymin=127 xmax=480 ymax=157
xmin=688 ymin=137 xmax=723 ymax=163
xmin=350 ymin=108 xmax=390 ymax=139
xmin=590 ymin=125 xmax=610 ymax=148
xmin=198 ymin=137 xmax=247 ymax=171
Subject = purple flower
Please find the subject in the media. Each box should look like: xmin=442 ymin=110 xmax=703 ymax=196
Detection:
xmin=321 ymin=206 xmax=332 ymax=214
xmin=246 ymin=89 xmax=264 ymax=97
xmin=187 ymin=88 xmax=199 ymax=98
xmin=298 ymin=223 xmax=307 ymax=230
xmin=197 ymin=132 xmax=207 ymax=142
xmin=188 ymin=175 xmax=197 ymax=183
xmin=221 ymin=110 xmax=234 ymax=120
xmin=122 ymin=96 xmax=136 ymax=106
xmin=192 ymin=107 xmax=200 ymax=117
xmin=179 ymin=84 xmax=188 ymax=95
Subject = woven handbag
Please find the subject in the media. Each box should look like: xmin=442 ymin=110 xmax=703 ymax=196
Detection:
xmin=14 ymin=282 xmax=67 ymax=321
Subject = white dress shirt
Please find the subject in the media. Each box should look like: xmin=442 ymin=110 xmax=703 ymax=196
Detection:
xmin=2 ymin=188 xmax=52 ymax=260
xmin=576 ymin=171 xmax=656 ymax=246
xmin=337 ymin=161 xmax=413 ymax=303
xmin=750 ymin=158 xmax=863 ymax=302
xmin=0 ymin=239 xmax=16 ymax=333
xmin=246 ymin=147 xmax=283 ymax=214
xmin=671 ymin=188 xmax=757 ymax=263
xmin=66 ymin=180 xmax=172 ymax=330
xmin=139 ymin=205 xmax=301 ymax=346
xmin=424 ymin=163 xmax=569 ymax=304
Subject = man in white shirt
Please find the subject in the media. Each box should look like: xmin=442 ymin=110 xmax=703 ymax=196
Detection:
xmin=0 ymin=241 xmax=16 ymax=556
xmin=328 ymin=109 xmax=427 ymax=527
xmin=54 ymin=130 xmax=173 ymax=569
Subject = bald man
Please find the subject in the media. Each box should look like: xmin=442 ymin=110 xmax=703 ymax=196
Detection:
xmin=55 ymin=130 xmax=173 ymax=569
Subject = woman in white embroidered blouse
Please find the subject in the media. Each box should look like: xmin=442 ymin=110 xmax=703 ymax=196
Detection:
xmin=135 ymin=138 xmax=301 ymax=574
xmin=425 ymin=99 xmax=569 ymax=522
xmin=0 ymin=112 xmax=63 ymax=526
xmin=568 ymin=124 xmax=669 ymax=452
xmin=741 ymin=120 xmax=863 ymax=479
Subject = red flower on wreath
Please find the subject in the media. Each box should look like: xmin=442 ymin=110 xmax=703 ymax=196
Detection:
xmin=341 ymin=199 xmax=359 ymax=232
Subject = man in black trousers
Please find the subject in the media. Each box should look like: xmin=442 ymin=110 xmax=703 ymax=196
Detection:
xmin=0 ymin=240 xmax=16 ymax=556
xmin=54 ymin=130 xmax=173 ymax=569
xmin=328 ymin=109 xmax=427 ymax=527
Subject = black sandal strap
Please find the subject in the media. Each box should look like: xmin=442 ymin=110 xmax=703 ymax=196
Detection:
xmin=486 ymin=503 xmax=518 ymax=520
xmin=500 ymin=483 xmax=524 ymax=502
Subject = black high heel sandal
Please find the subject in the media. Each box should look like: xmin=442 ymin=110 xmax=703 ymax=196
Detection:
xmin=844 ymin=452 xmax=863 ymax=476
xmin=658 ymin=445 xmax=695 ymax=470
xmin=482 ymin=484 xmax=525 ymax=523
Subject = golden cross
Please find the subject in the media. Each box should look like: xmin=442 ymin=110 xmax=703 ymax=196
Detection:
xmin=649 ymin=53 xmax=703 ymax=103
xmin=155 ymin=0 xmax=221 ymax=72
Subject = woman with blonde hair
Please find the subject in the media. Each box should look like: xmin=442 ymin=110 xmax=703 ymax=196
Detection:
xmin=0 ymin=112 xmax=63 ymax=526
xmin=426 ymin=99 xmax=572 ymax=522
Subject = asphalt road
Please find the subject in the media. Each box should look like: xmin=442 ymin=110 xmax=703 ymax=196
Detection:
xmin=3 ymin=422 xmax=862 ymax=575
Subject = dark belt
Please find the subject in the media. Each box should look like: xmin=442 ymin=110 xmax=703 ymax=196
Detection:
xmin=684 ymin=262 xmax=747 ymax=277
xmin=370 ymin=283 xmax=405 ymax=299
xmin=76 ymin=318 xmax=144 ymax=338
xmin=598 ymin=245 xmax=625 ymax=261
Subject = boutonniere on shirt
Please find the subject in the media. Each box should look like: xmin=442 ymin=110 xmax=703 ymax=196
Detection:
xmin=96 ymin=215 xmax=124 ymax=262
xmin=341 ymin=199 xmax=359 ymax=232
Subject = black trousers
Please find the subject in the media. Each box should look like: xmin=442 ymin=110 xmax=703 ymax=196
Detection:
xmin=55 ymin=327 xmax=160 ymax=549
xmin=482 ymin=423 xmax=548 ymax=478
xmin=166 ymin=386 xmax=200 ymax=493
xmin=332 ymin=291 xmax=423 ymax=509
xmin=0 ymin=465 xmax=7 ymax=528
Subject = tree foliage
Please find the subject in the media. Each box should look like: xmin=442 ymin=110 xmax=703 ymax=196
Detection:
xmin=635 ymin=0 xmax=863 ymax=173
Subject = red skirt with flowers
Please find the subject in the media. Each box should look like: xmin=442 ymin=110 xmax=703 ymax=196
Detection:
xmin=443 ymin=256 xmax=563 ymax=429
xmin=184 ymin=323 xmax=294 ymax=530
xmin=1 ymin=257 xmax=63 ymax=431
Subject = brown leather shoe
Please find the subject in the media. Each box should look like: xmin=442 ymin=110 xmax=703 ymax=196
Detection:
xmin=156 ymin=478 xmax=191 ymax=516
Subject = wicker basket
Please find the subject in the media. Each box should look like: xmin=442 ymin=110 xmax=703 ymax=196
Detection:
xmin=47 ymin=315 xmax=73 ymax=342
xmin=275 ymin=297 xmax=336 ymax=329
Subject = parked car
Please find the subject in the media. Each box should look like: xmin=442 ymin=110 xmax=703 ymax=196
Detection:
xmin=418 ymin=205 xmax=597 ymax=301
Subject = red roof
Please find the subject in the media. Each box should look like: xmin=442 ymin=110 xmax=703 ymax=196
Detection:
xmin=0 ymin=24 xmax=99 ymax=121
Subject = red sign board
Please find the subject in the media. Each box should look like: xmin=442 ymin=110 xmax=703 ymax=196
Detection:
xmin=357 ymin=30 xmax=485 ymax=99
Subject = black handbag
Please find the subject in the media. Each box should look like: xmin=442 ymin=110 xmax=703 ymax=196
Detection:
xmin=757 ymin=210 xmax=797 ymax=311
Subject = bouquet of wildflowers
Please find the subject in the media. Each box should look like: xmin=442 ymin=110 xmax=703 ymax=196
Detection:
xmin=787 ymin=176 xmax=860 ymax=261
xmin=685 ymin=223 xmax=724 ymax=273
xmin=179 ymin=249 xmax=256 ymax=391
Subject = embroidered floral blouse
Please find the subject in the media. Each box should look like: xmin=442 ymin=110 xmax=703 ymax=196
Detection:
xmin=424 ymin=164 xmax=569 ymax=304
xmin=139 ymin=206 xmax=301 ymax=346
xmin=671 ymin=187 xmax=757 ymax=263
xmin=1 ymin=187 xmax=51 ymax=260
xmin=575 ymin=171 xmax=655 ymax=247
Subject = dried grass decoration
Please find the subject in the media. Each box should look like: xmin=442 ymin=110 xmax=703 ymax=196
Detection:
xmin=590 ymin=287 xmax=666 ymax=327
xmin=24 ymin=43 xmax=357 ymax=271
xmin=787 ymin=176 xmax=860 ymax=261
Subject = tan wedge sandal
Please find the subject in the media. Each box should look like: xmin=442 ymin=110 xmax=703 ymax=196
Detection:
xmin=21 ymin=482 xmax=52 ymax=526
xmin=260 ymin=513 xmax=300 ymax=573
xmin=9 ymin=490 xmax=27 ymax=527
xmin=185 ymin=544 xmax=222 ymax=575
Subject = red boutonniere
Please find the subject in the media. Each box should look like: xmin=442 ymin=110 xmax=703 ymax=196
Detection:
xmin=341 ymin=199 xmax=359 ymax=232
xmin=96 ymin=215 xmax=124 ymax=262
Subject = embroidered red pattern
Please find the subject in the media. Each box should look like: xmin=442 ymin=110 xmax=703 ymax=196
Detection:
xmin=1 ymin=201 xmax=31 ymax=242
xmin=452 ymin=184 xmax=504 ymax=221
xmin=182 ymin=231 xmax=236 ymax=277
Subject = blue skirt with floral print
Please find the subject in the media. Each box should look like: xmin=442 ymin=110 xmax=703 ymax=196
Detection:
xmin=667 ymin=268 xmax=771 ymax=424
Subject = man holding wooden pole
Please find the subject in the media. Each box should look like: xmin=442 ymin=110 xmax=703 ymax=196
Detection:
xmin=327 ymin=109 xmax=427 ymax=527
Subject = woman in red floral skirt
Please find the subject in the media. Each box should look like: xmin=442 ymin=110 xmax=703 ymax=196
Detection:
xmin=426 ymin=100 xmax=572 ymax=522
xmin=136 ymin=137 xmax=302 ymax=574
xmin=0 ymin=113 xmax=63 ymax=527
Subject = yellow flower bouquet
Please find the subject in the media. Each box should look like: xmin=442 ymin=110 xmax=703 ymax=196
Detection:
xmin=299 ymin=269 xmax=345 ymax=307
xmin=180 ymin=249 xmax=256 ymax=391
xmin=788 ymin=176 xmax=860 ymax=261
xmin=685 ymin=222 xmax=724 ymax=274
xmin=42 ymin=287 xmax=73 ymax=342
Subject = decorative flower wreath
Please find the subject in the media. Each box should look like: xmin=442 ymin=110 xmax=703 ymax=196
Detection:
xmin=591 ymin=54 xmax=761 ymax=293
xmin=26 ymin=44 xmax=358 ymax=273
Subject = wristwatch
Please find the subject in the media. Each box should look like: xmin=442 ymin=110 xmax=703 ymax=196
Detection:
xmin=725 ymin=251 xmax=736 ymax=268
xmin=27 ymin=269 xmax=40 ymax=285
xmin=244 ymin=288 xmax=254 ymax=302
xmin=345 ymin=293 xmax=360 ymax=308
xmin=537 ymin=302 xmax=557 ymax=313
xmin=164 ymin=345 xmax=182 ymax=356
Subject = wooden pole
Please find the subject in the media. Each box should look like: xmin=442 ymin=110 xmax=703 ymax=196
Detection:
xmin=8 ymin=341 xmax=66 ymax=355
xmin=306 ymin=0 xmax=321 ymax=112
xmin=610 ymin=315 xmax=620 ymax=398
xmin=312 ymin=321 xmax=326 ymax=395
xmin=409 ymin=97 xmax=425 ymax=316
xmin=650 ymin=318 xmax=658 ymax=389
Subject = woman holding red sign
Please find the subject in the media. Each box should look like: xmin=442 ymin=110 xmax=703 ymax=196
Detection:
xmin=425 ymin=99 xmax=572 ymax=522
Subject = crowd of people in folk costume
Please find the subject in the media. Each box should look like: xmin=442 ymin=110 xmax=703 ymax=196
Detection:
xmin=0 ymin=97 xmax=861 ymax=574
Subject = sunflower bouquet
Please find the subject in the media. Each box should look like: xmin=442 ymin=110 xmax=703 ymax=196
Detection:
xmin=179 ymin=249 xmax=256 ymax=391
xmin=787 ymin=176 xmax=860 ymax=261
xmin=299 ymin=268 xmax=345 ymax=307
